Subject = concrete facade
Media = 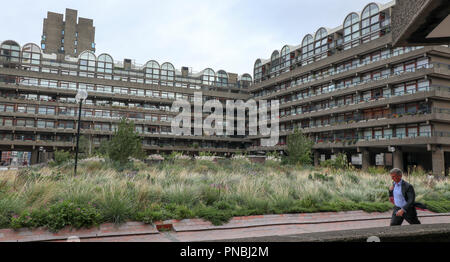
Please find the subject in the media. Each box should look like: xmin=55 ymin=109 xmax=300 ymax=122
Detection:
xmin=392 ymin=0 xmax=450 ymax=46
xmin=248 ymin=1 xmax=450 ymax=176
xmin=1 ymin=2 xmax=450 ymax=176
xmin=41 ymin=9 xmax=95 ymax=57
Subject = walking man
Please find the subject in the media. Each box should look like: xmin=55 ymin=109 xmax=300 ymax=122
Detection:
xmin=389 ymin=168 xmax=421 ymax=226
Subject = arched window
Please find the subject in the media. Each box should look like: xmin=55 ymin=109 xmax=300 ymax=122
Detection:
xmin=79 ymin=51 xmax=96 ymax=72
xmin=240 ymin=74 xmax=252 ymax=88
xmin=302 ymin=35 xmax=314 ymax=60
xmin=343 ymin=13 xmax=360 ymax=50
xmin=21 ymin=43 xmax=41 ymax=65
xmin=97 ymin=54 xmax=113 ymax=74
xmin=254 ymin=59 xmax=262 ymax=83
xmin=202 ymin=68 xmax=215 ymax=86
xmin=216 ymin=70 xmax=228 ymax=87
xmin=281 ymin=45 xmax=291 ymax=69
xmin=270 ymin=50 xmax=280 ymax=73
xmin=314 ymin=28 xmax=329 ymax=58
xmin=361 ymin=3 xmax=381 ymax=42
xmin=1 ymin=40 xmax=20 ymax=64
xmin=145 ymin=60 xmax=160 ymax=80
xmin=161 ymin=62 xmax=175 ymax=84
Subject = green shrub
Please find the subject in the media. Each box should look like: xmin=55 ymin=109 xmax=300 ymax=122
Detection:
xmin=408 ymin=166 xmax=428 ymax=177
xmin=10 ymin=200 xmax=101 ymax=232
xmin=194 ymin=206 xmax=233 ymax=226
xmin=51 ymin=150 xmax=72 ymax=166
xmin=106 ymin=118 xmax=145 ymax=165
xmin=283 ymin=129 xmax=313 ymax=166
xmin=423 ymin=201 xmax=450 ymax=213
xmin=367 ymin=166 xmax=388 ymax=175
xmin=320 ymin=153 xmax=349 ymax=170
xmin=308 ymin=173 xmax=334 ymax=182
xmin=98 ymin=192 xmax=136 ymax=224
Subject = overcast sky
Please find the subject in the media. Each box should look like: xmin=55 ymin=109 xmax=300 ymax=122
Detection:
xmin=1 ymin=0 xmax=392 ymax=75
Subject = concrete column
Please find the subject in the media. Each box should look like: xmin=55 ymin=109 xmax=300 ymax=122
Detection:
xmin=31 ymin=150 xmax=38 ymax=165
xmin=432 ymin=148 xmax=445 ymax=177
xmin=393 ymin=148 xmax=404 ymax=171
xmin=362 ymin=149 xmax=370 ymax=171
xmin=314 ymin=151 xmax=320 ymax=167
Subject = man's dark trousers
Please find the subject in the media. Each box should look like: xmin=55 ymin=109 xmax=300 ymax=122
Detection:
xmin=390 ymin=206 xmax=421 ymax=226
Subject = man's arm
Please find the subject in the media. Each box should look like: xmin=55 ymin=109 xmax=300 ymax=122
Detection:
xmin=389 ymin=185 xmax=394 ymax=205
xmin=403 ymin=184 xmax=416 ymax=211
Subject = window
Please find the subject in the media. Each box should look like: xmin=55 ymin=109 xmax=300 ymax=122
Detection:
xmin=161 ymin=62 xmax=175 ymax=84
xmin=1 ymin=40 xmax=20 ymax=63
xmin=97 ymin=54 xmax=113 ymax=74
xmin=202 ymin=68 xmax=215 ymax=86
xmin=361 ymin=3 xmax=381 ymax=42
xmin=216 ymin=70 xmax=228 ymax=87
xmin=22 ymin=43 xmax=41 ymax=65
xmin=79 ymin=51 xmax=96 ymax=72
xmin=254 ymin=59 xmax=263 ymax=83
xmin=343 ymin=13 xmax=360 ymax=47
xmin=145 ymin=60 xmax=160 ymax=80
xmin=270 ymin=50 xmax=280 ymax=74
xmin=280 ymin=46 xmax=291 ymax=69
xmin=301 ymin=35 xmax=314 ymax=61
xmin=314 ymin=28 xmax=329 ymax=58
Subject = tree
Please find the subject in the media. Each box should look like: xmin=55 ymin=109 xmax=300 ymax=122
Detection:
xmin=106 ymin=118 xmax=145 ymax=164
xmin=284 ymin=128 xmax=314 ymax=165
xmin=78 ymin=135 xmax=92 ymax=158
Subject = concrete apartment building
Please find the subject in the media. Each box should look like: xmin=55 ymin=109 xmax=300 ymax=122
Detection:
xmin=0 ymin=2 xmax=449 ymax=175
xmin=41 ymin=9 xmax=95 ymax=57
xmin=247 ymin=1 xmax=450 ymax=176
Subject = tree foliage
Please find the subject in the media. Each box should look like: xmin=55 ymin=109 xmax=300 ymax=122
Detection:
xmin=283 ymin=128 xmax=314 ymax=165
xmin=106 ymin=118 xmax=145 ymax=164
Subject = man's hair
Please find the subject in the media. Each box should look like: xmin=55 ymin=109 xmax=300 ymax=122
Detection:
xmin=390 ymin=168 xmax=403 ymax=176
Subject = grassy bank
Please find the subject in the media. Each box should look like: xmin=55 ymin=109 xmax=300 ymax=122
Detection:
xmin=0 ymin=159 xmax=448 ymax=232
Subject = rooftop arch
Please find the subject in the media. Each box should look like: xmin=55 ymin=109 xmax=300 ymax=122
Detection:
xmin=21 ymin=43 xmax=41 ymax=65
xmin=302 ymin=34 xmax=314 ymax=47
xmin=314 ymin=28 xmax=328 ymax=41
xmin=21 ymin=43 xmax=41 ymax=54
xmin=1 ymin=40 xmax=20 ymax=49
xmin=216 ymin=70 xmax=228 ymax=87
xmin=362 ymin=3 xmax=380 ymax=19
xmin=1 ymin=40 xmax=21 ymax=63
xmin=145 ymin=60 xmax=160 ymax=69
xmin=271 ymin=50 xmax=280 ymax=61
xmin=202 ymin=68 xmax=215 ymax=85
xmin=344 ymin=12 xmax=360 ymax=27
xmin=97 ymin=53 xmax=113 ymax=63
xmin=97 ymin=53 xmax=113 ymax=74
xmin=241 ymin=73 xmax=252 ymax=82
xmin=254 ymin=59 xmax=262 ymax=69
xmin=161 ymin=62 xmax=175 ymax=71
xmin=79 ymin=50 xmax=96 ymax=61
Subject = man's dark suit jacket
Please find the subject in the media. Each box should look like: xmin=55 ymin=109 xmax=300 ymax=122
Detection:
xmin=388 ymin=180 xmax=426 ymax=210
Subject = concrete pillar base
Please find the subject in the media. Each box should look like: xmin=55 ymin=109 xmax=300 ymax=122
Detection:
xmin=362 ymin=149 xmax=370 ymax=171
xmin=31 ymin=150 xmax=38 ymax=165
xmin=314 ymin=151 xmax=320 ymax=167
xmin=432 ymin=148 xmax=445 ymax=177
xmin=393 ymin=148 xmax=404 ymax=172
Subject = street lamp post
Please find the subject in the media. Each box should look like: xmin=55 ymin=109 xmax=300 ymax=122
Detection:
xmin=74 ymin=89 xmax=88 ymax=176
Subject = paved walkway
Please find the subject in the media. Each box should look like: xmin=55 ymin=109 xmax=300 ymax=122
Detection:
xmin=0 ymin=210 xmax=449 ymax=242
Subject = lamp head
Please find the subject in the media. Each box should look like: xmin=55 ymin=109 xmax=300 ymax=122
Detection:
xmin=76 ymin=89 xmax=88 ymax=103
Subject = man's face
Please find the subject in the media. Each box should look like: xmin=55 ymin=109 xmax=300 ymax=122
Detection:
xmin=390 ymin=173 xmax=402 ymax=183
